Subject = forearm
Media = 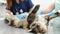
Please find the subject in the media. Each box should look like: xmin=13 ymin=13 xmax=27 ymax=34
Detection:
xmin=37 ymin=3 xmax=56 ymax=16
xmin=43 ymin=3 xmax=55 ymax=14
xmin=6 ymin=9 xmax=13 ymax=15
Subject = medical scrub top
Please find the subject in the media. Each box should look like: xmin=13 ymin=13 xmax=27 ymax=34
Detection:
xmin=7 ymin=0 xmax=34 ymax=15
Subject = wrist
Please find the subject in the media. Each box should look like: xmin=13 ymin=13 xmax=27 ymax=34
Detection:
xmin=47 ymin=9 xmax=57 ymax=16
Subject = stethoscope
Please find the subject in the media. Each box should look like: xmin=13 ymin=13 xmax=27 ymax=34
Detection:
xmin=15 ymin=7 xmax=23 ymax=15
xmin=14 ymin=0 xmax=24 ymax=15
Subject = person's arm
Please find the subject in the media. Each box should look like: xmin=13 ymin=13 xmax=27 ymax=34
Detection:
xmin=6 ymin=6 xmax=13 ymax=15
xmin=37 ymin=3 xmax=56 ymax=16
xmin=43 ymin=3 xmax=55 ymax=14
xmin=5 ymin=10 xmax=12 ymax=15
xmin=5 ymin=0 xmax=12 ymax=14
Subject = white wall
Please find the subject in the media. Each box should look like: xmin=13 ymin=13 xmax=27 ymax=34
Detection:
xmin=0 ymin=0 xmax=6 ymax=3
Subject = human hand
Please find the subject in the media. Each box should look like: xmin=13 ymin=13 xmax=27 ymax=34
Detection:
xmin=47 ymin=9 xmax=58 ymax=16
xmin=5 ymin=10 xmax=13 ymax=15
xmin=15 ymin=13 xmax=26 ymax=19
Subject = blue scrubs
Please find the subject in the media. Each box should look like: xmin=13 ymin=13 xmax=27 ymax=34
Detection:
xmin=7 ymin=0 xmax=34 ymax=15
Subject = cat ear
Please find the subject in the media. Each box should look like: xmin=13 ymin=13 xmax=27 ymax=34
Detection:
xmin=49 ymin=12 xmax=60 ymax=20
xmin=31 ymin=5 xmax=40 ymax=14
xmin=27 ymin=5 xmax=40 ymax=24
xmin=44 ymin=11 xmax=60 ymax=20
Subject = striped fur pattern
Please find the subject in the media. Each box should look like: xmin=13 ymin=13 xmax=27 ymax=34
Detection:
xmin=4 ymin=5 xmax=40 ymax=30
xmin=4 ymin=4 xmax=60 ymax=34
xmin=28 ymin=11 xmax=60 ymax=34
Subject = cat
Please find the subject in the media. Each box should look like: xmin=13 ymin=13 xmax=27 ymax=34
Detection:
xmin=27 ymin=10 xmax=60 ymax=34
xmin=4 ymin=5 xmax=40 ymax=30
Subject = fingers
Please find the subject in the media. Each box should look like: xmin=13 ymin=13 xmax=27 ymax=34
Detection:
xmin=5 ymin=10 xmax=13 ymax=15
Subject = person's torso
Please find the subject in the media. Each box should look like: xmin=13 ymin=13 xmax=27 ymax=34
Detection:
xmin=11 ymin=0 xmax=30 ymax=13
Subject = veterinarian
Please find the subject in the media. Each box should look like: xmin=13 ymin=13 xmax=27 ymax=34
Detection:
xmin=6 ymin=0 xmax=34 ymax=15
xmin=6 ymin=0 xmax=58 ymax=19
xmin=6 ymin=0 xmax=50 ymax=19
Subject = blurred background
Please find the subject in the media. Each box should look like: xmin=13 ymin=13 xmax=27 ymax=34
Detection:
xmin=0 ymin=0 xmax=59 ymax=34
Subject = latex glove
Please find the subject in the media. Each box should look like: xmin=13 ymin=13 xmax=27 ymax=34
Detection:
xmin=47 ymin=9 xmax=58 ymax=16
xmin=36 ymin=9 xmax=43 ymax=15
xmin=15 ymin=13 xmax=26 ymax=19
xmin=36 ymin=9 xmax=58 ymax=16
